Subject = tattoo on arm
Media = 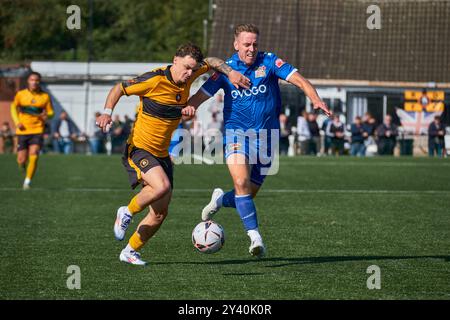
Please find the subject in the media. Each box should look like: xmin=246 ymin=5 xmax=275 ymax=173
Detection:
xmin=205 ymin=57 xmax=233 ymax=75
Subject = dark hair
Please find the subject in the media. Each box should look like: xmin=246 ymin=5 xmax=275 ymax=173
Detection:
xmin=175 ymin=43 xmax=204 ymax=63
xmin=234 ymin=24 xmax=260 ymax=38
xmin=27 ymin=71 xmax=41 ymax=80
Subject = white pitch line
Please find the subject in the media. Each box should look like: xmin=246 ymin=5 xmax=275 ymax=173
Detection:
xmin=0 ymin=187 xmax=449 ymax=194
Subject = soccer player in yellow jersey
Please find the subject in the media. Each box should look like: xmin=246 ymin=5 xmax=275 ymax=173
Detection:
xmin=96 ymin=43 xmax=250 ymax=265
xmin=10 ymin=72 xmax=54 ymax=190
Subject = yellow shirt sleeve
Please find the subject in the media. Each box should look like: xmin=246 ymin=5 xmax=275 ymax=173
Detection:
xmin=10 ymin=93 xmax=21 ymax=125
xmin=45 ymin=96 xmax=54 ymax=119
xmin=121 ymin=72 xmax=158 ymax=96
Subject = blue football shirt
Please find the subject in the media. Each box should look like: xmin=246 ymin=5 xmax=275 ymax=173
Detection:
xmin=201 ymin=52 xmax=297 ymax=132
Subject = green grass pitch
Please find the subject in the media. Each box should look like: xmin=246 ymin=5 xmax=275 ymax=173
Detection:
xmin=0 ymin=154 xmax=449 ymax=299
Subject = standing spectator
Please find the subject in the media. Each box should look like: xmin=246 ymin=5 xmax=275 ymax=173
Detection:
xmin=321 ymin=116 xmax=332 ymax=155
xmin=350 ymin=116 xmax=368 ymax=156
xmin=110 ymin=115 xmax=127 ymax=153
xmin=53 ymin=111 xmax=77 ymax=154
xmin=376 ymin=114 xmax=398 ymax=155
xmin=190 ymin=115 xmax=204 ymax=153
xmin=87 ymin=111 xmax=105 ymax=154
xmin=307 ymin=112 xmax=320 ymax=155
xmin=1 ymin=122 xmax=14 ymax=154
xmin=296 ymin=110 xmax=311 ymax=155
xmin=326 ymin=114 xmax=345 ymax=156
xmin=279 ymin=113 xmax=291 ymax=156
xmin=428 ymin=116 xmax=445 ymax=157
xmin=204 ymin=113 xmax=222 ymax=156
xmin=123 ymin=114 xmax=134 ymax=137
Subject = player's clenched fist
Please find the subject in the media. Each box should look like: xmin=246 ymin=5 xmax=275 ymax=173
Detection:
xmin=96 ymin=113 xmax=112 ymax=132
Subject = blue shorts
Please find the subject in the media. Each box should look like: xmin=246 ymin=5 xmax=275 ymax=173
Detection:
xmin=224 ymin=130 xmax=275 ymax=186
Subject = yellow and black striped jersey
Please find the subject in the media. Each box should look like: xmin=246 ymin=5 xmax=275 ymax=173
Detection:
xmin=121 ymin=62 xmax=210 ymax=157
xmin=11 ymin=89 xmax=54 ymax=135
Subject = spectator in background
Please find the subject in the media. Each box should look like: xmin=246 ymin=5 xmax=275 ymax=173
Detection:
xmin=307 ymin=112 xmax=320 ymax=156
xmin=41 ymin=122 xmax=53 ymax=154
xmin=110 ymin=115 xmax=127 ymax=153
xmin=204 ymin=113 xmax=222 ymax=156
xmin=350 ymin=116 xmax=368 ymax=156
xmin=1 ymin=122 xmax=14 ymax=154
xmin=87 ymin=111 xmax=105 ymax=154
xmin=123 ymin=114 xmax=134 ymax=137
xmin=326 ymin=114 xmax=345 ymax=156
xmin=321 ymin=116 xmax=332 ymax=155
xmin=296 ymin=110 xmax=311 ymax=155
xmin=190 ymin=115 xmax=204 ymax=153
xmin=376 ymin=114 xmax=398 ymax=155
xmin=53 ymin=111 xmax=77 ymax=154
xmin=428 ymin=115 xmax=445 ymax=157
xmin=279 ymin=113 xmax=291 ymax=156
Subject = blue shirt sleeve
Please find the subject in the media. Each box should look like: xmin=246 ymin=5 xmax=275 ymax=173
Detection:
xmin=200 ymin=72 xmax=224 ymax=97
xmin=268 ymin=53 xmax=297 ymax=81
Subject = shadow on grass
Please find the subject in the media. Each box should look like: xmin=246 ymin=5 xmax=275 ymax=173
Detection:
xmin=153 ymin=255 xmax=450 ymax=268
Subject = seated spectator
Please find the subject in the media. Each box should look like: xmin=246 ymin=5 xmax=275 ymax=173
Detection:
xmin=326 ymin=114 xmax=345 ymax=156
xmin=53 ymin=111 xmax=78 ymax=154
xmin=376 ymin=114 xmax=398 ymax=156
xmin=428 ymin=115 xmax=445 ymax=157
xmin=1 ymin=122 xmax=14 ymax=154
xmin=350 ymin=116 xmax=368 ymax=156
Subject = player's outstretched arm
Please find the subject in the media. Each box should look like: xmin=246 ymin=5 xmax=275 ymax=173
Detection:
xmin=204 ymin=57 xmax=250 ymax=89
xmin=182 ymin=90 xmax=212 ymax=118
xmin=288 ymin=72 xmax=332 ymax=117
xmin=97 ymin=83 xmax=124 ymax=132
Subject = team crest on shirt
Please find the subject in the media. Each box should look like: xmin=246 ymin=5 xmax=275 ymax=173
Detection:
xmin=255 ymin=66 xmax=266 ymax=78
xmin=31 ymin=99 xmax=36 ymax=104
xmin=226 ymin=143 xmax=242 ymax=153
xmin=211 ymin=72 xmax=220 ymax=81
xmin=275 ymin=58 xmax=285 ymax=68
xmin=140 ymin=159 xmax=149 ymax=168
xmin=176 ymin=93 xmax=181 ymax=102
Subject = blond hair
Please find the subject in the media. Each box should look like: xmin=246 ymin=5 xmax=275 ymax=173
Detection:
xmin=234 ymin=24 xmax=259 ymax=38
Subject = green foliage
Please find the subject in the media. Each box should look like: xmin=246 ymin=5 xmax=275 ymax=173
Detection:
xmin=0 ymin=0 xmax=208 ymax=62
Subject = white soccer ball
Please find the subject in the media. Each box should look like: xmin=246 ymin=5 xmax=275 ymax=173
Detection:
xmin=192 ymin=220 xmax=225 ymax=254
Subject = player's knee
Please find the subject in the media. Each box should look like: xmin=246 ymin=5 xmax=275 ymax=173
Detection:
xmin=153 ymin=180 xmax=171 ymax=199
xmin=233 ymin=177 xmax=251 ymax=193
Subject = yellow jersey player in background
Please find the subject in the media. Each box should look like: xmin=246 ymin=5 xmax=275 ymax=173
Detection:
xmin=96 ymin=43 xmax=250 ymax=265
xmin=10 ymin=72 xmax=54 ymax=190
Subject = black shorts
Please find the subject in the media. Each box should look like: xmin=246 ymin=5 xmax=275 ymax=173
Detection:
xmin=17 ymin=134 xmax=43 ymax=151
xmin=122 ymin=144 xmax=173 ymax=189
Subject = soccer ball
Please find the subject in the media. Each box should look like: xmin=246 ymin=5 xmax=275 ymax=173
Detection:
xmin=192 ymin=220 xmax=225 ymax=254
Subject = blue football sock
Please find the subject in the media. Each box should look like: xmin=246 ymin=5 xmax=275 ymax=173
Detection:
xmin=235 ymin=194 xmax=258 ymax=231
xmin=221 ymin=189 xmax=236 ymax=208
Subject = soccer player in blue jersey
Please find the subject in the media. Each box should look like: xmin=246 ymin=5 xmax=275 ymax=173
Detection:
xmin=183 ymin=24 xmax=332 ymax=257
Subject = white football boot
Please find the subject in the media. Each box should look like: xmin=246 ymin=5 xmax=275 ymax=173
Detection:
xmin=22 ymin=178 xmax=31 ymax=190
xmin=201 ymin=188 xmax=224 ymax=221
xmin=119 ymin=248 xmax=147 ymax=266
xmin=248 ymin=230 xmax=266 ymax=258
xmin=114 ymin=206 xmax=132 ymax=241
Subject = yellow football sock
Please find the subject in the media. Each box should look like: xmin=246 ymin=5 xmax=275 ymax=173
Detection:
xmin=127 ymin=195 xmax=143 ymax=215
xmin=129 ymin=232 xmax=145 ymax=251
xmin=26 ymin=155 xmax=38 ymax=180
